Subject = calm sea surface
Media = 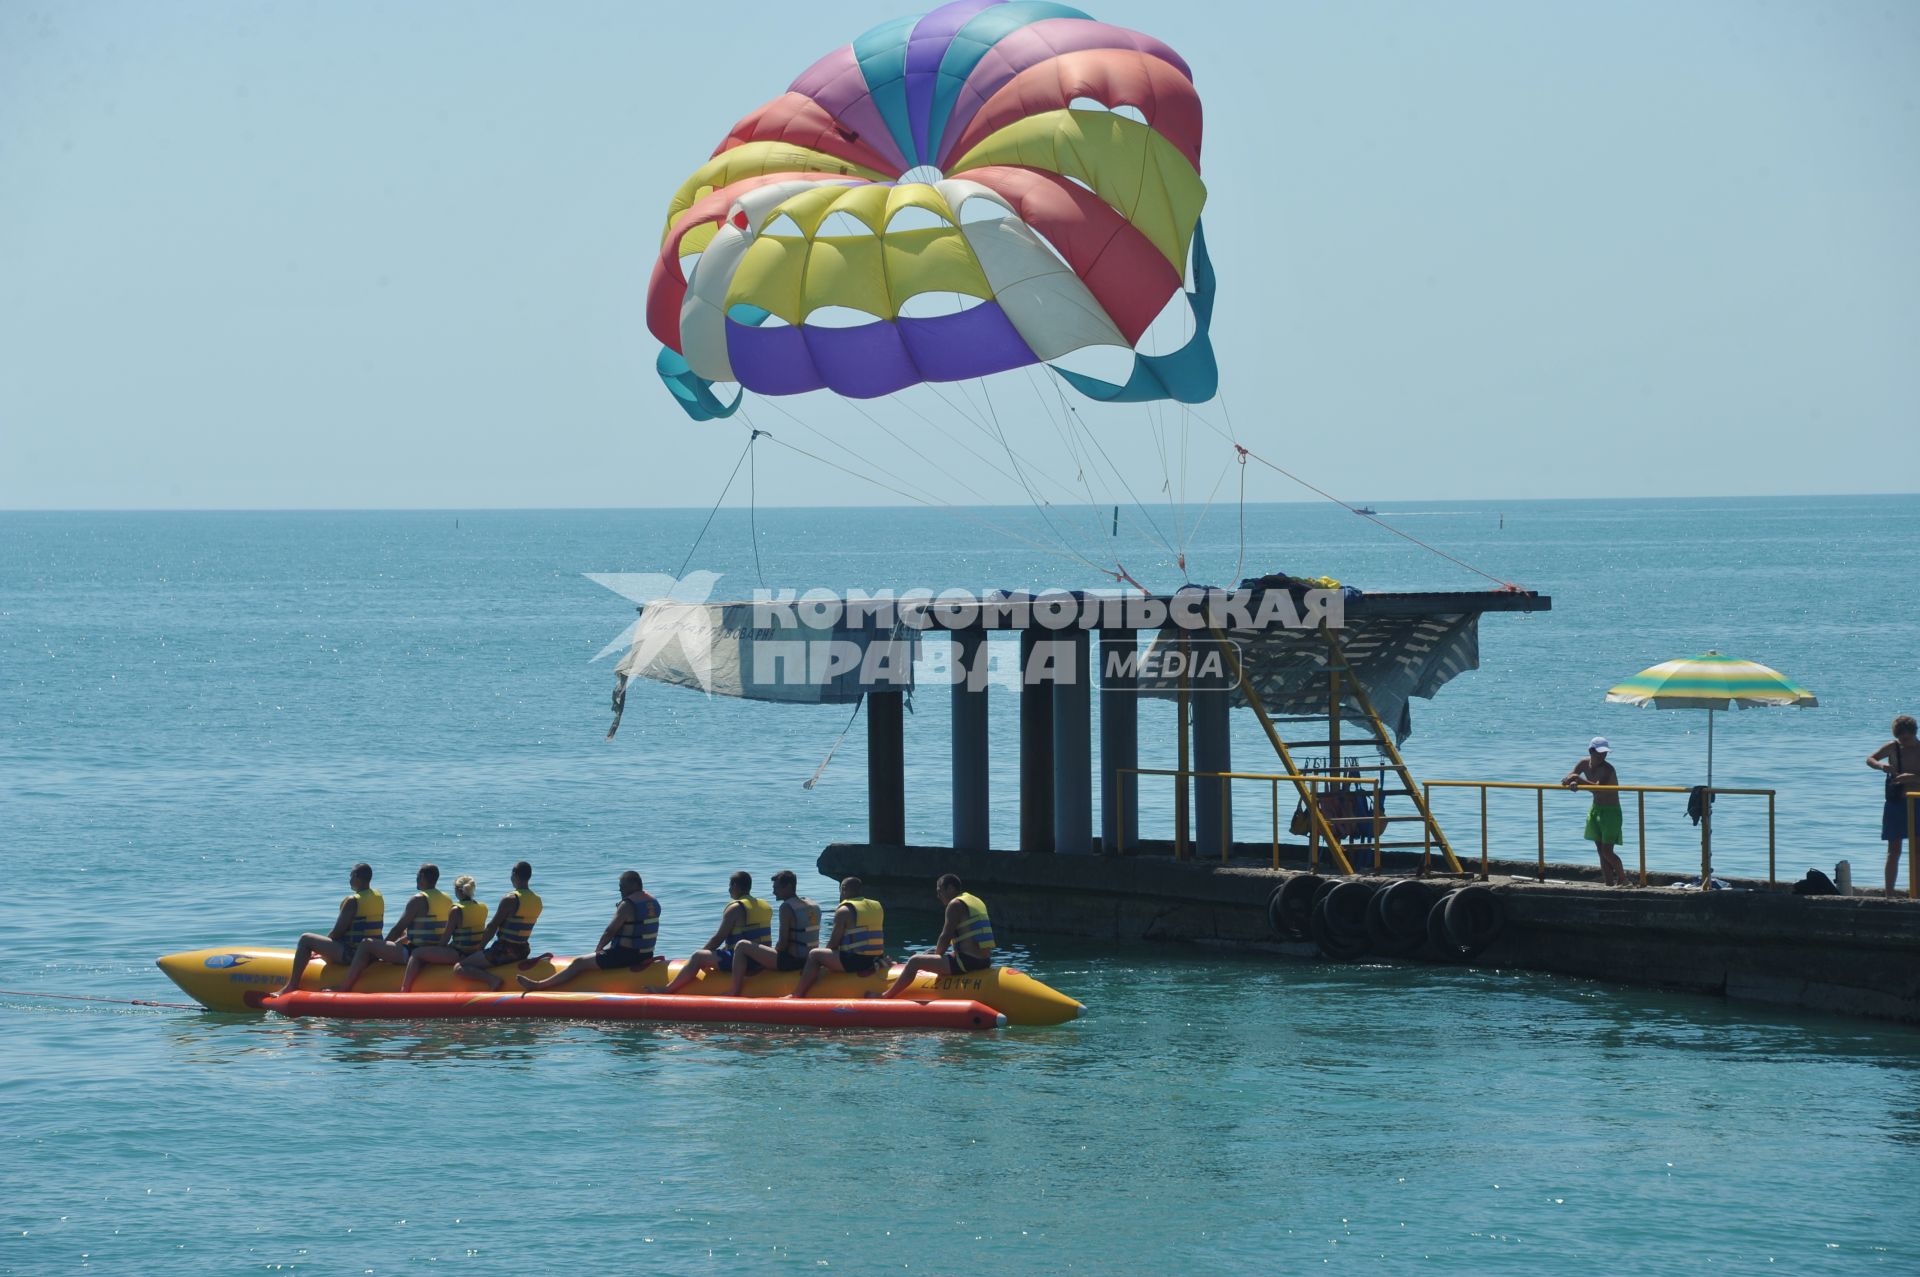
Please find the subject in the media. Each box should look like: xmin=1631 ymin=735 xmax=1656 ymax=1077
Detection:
xmin=3 ymin=497 xmax=1918 ymax=1274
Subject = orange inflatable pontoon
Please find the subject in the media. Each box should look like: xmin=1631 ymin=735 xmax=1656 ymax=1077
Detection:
xmin=266 ymin=989 xmax=1005 ymax=1029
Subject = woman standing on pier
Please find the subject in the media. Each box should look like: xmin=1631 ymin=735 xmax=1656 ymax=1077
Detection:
xmin=1869 ymin=715 xmax=1919 ymax=897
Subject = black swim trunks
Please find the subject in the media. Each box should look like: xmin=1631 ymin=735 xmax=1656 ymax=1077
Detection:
xmin=949 ymin=949 xmax=993 ymax=974
xmin=481 ymin=940 xmax=531 ymax=966
xmin=776 ymin=950 xmax=806 ymax=972
xmin=592 ymin=947 xmax=656 ymax=971
xmin=838 ymin=952 xmax=881 ymax=976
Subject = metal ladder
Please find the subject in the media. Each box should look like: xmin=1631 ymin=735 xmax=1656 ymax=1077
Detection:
xmin=1211 ymin=624 xmax=1463 ymax=875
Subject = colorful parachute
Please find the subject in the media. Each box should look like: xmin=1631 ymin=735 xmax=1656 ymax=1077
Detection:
xmin=648 ymin=0 xmax=1213 ymax=421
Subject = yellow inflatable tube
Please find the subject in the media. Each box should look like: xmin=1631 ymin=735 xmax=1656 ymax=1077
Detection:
xmin=155 ymin=947 xmax=1084 ymax=1027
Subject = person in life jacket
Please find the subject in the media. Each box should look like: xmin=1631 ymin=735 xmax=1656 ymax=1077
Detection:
xmin=452 ymin=860 xmax=542 ymax=990
xmin=722 ymin=868 xmax=821 ymax=996
xmin=788 ymin=876 xmax=887 ymax=998
xmin=517 ymin=870 xmax=659 ymax=991
xmin=340 ymin=863 xmax=452 ymax=991
xmin=398 ymin=874 xmax=489 ymax=992
xmin=882 ymin=874 xmax=997 ymax=998
xmin=662 ymin=871 xmax=774 ymax=994
xmin=274 ymin=862 xmax=383 ymax=996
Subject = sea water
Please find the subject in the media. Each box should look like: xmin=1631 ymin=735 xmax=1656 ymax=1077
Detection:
xmin=3 ymin=497 xmax=1917 ymax=1274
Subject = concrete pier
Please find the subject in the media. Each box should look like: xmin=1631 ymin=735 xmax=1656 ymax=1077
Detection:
xmin=1018 ymin=629 xmax=1054 ymax=853
xmin=818 ymin=842 xmax=1920 ymax=1025
xmin=1191 ymin=639 xmax=1232 ymax=859
xmin=1099 ymin=629 xmax=1139 ymax=854
xmin=950 ymin=626 xmax=989 ymax=852
xmin=866 ymin=691 xmax=905 ymax=846
xmin=1052 ymin=629 xmax=1093 ymax=854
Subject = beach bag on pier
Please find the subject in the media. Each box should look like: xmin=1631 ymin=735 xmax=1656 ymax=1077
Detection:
xmin=1792 ymin=869 xmax=1838 ymax=896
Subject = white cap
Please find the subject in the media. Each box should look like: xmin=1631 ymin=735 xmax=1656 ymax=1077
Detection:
xmin=1589 ymin=736 xmax=1611 ymax=754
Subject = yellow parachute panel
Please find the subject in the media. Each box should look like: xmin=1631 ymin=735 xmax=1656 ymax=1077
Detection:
xmin=947 ymin=110 xmax=1205 ymax=269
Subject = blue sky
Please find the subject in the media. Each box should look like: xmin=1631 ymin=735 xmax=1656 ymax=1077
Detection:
xmin=2 ymin=0 xmax=1915 ymax=509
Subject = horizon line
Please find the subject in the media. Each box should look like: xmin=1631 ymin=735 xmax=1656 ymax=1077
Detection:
xmin=1 ymin=490 xmax=1916 ymax=515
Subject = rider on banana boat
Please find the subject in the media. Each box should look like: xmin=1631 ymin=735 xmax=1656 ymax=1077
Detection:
xmin=788 ymin=877 xmax=886 ymax=998
xmin=274 ymin=862 xmax=383 ymax=997
xmin=340 ymin=864 xmax=451 ymax=991
xmin=452 ymin=860 xmax=541 ymax=990
xmin=662 ymin=871 xmax=773 ymax=995
xmin=400 ymin=874 xmax=488 ymax=992
xmin=724 ymin=868 xmax=821 ymax=997
xmin=882 ymin=874 xmax=996 ymax=998
xmin=517 ymin=870 xmax=658 ymax=991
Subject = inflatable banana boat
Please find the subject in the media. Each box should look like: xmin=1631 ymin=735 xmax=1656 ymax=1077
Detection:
xmin=155 ymin=947 xmax=1084 ymax=1026
xmin=268 ymin=989 xmax=1005 ymax=1030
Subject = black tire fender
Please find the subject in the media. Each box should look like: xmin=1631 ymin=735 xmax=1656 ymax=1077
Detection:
xmin=1426 ymin=890 xmax=1471 ymax=961
xmin=1320 ymin=881 xmax=1377 ymax=941
xmin=1444 ymin=885 xmax=1505 ymax=955
xmin=1269 ymin=874 xmax=1323 ymax=941
xmin=1365 ymin=886 xmax=1427 ymax=957
xmin=1378 ymin=880 xmax=1436 ymax=940
xmin=1311 ymin=897 xmax=1370 ymax=961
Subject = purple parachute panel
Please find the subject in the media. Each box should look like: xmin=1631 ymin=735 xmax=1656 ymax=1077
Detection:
xmin=727 ymin=304 xmax=1039 ymax=400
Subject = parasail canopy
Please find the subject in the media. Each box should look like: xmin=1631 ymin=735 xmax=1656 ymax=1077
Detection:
xmin=648 ymin=0 xmax=1215 ymax=420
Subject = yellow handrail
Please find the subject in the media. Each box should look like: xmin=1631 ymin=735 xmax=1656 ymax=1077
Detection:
xmin=1423 ymin=780 xmax=1778 ymax=889
xmin=1117 ymin=768 xmax=1383 ymax=873
xmin=1908 ymin=793 xmax=1918 ymax=900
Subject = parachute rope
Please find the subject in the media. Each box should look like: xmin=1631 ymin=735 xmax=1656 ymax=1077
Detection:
xmin=1190 ymin=397 xmax=1525 ymax=591
xmin=1051 ymin=381 xmax=1178 ymax=559
xmin=975 ymin=375 xmax=1118 ymax=579
xmin=1233 ymin=444 xmax=1248 ymax=582
xmin=737 ymin=402 xmax=1102 ymax=570
xmin=677 ymin=430 xmax=762 ymax=579
xmin=741 ymin=410 xmax=768 ymax=588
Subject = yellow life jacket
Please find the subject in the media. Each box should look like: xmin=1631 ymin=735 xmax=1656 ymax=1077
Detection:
xmin=497 ymin=887 xmax=542 ymax=945
xmin=721 ymin=895 xmax=773 ymax=948
xmin=616 ymin=891 xmax=660 ymax=953
xmin=953 ymin=892 xmax=996 ymax=954
xmin=447 ymin=898 xmax=488 ymax=952
xmin=340 ymin=888 xmax=384 ymax=945
xmin=781 ymin=897 xmax=821 ymax=956
xmin=838 ymin=898 xmax=885 ymax=957
xmin=404 ymin=888 xmax=453 ymax=947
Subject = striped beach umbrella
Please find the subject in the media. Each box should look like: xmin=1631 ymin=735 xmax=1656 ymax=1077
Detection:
xmin=1606 ymin=651 xmax=1817 ymax=784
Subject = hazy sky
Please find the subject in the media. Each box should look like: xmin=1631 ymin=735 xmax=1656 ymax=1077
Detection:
xmin=2 ymin=0 xmax=1915 ymax=509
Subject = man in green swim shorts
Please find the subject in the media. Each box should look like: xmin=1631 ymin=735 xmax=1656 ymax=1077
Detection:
xmin=1564 ymin=736 xmax=1630 ymax=886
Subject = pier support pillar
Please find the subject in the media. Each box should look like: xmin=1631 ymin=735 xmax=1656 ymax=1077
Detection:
xmin=1192 ymin=639 xmax=1233 ymax=859
xmin=1052 ymin=629 xmax=1093 ymax=854
xmin=1099 ymin=628 xmax=1139 ymax=854
xmin=867 ymin=689 xmax=906 ymax=847
xmin=1019 ymin=628 xmax=1055 ymax=852
xmin=950 ymin=626 xmax=990 ymax=852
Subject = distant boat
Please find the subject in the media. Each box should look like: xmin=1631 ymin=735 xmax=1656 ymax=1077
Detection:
xmin=1353 ymin=506 xmax=1377 ymax=516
